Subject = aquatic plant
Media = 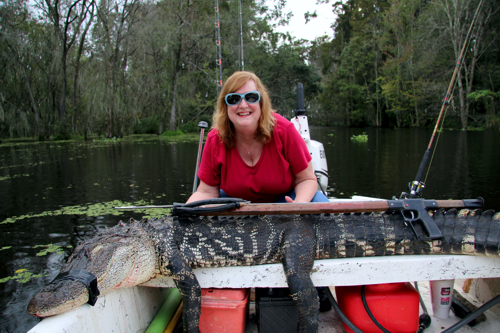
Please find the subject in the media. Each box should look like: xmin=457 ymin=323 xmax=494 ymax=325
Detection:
xmin=1 ymin=200 xmax=172 ymax=224
xmin=350 ymin=132 xmax=368 ymax=143
xmin=0 ymin=269 xmax=44 ymax=284
xmin=34 ymin=244 xmax=71 ymax=257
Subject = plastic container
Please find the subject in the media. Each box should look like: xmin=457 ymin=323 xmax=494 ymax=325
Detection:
xmin=199 ymin=288 xmax=249 ymax=333
xmin=256 ymin=288 xmax=299 ymax=333
xmin=335 ymin=283 xmax=420 ymax=333
xmin=430 ymin=279 xmax=455 ymax=319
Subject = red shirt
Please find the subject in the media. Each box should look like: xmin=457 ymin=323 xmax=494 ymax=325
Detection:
xmin=198 ymin=113 xmax=312 ymax=203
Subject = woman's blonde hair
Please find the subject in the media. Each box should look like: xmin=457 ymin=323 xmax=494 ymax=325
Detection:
xmin=213 ymin=71 xmax=276 ymax=148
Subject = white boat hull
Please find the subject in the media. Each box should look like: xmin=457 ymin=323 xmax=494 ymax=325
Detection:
xmin=28 ymin=287 xmax=170 ymax=333
xmin=29 ymin=256 xmax=500 ymax=333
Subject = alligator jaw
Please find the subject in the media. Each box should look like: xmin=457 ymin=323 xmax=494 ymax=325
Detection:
xmin=27 ymin=219 xmax=159 ymax=317
xmin=27 ymin=280 xmax=89 ymax=317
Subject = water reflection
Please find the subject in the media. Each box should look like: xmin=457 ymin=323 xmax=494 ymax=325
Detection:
xmin=315 ymin=127 xmax=500 ymax=209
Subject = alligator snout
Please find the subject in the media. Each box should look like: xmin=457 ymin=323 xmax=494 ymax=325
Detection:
xmin=28 ymin=279 xmax=89 ymax=317
xmin=28 ymin=219 xmax=159 ymax=317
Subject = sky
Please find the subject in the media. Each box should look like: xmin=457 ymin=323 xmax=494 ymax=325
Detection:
xmin=271 ymin=0 xmax=337 ymax=41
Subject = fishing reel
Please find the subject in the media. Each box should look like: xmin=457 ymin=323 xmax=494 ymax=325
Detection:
xmin=400 ymin=180 xmax=425 ymax=199
xmin=408 ymin=180 xmax=425 ymax=198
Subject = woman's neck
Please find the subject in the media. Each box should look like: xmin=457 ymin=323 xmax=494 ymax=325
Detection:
xmin=236 ymin=131 xmax=256 ymax=145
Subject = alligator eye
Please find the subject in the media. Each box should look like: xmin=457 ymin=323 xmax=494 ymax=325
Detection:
xmin=90 ymin=244 xmax=104 ymax=257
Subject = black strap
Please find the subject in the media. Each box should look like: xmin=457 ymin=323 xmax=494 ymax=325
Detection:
xmin=52 ymin=270 xmax=100 ymax=306
xmin=172 ymin=198 xmax=246 ymax=217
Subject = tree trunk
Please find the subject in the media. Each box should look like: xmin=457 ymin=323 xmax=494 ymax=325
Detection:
xmin=457 ymin=70 xmax=467 ymax=129
xmin=106 ymin=108 xmax=114 ymax=138
xmin=59 ymin=50 xmax=67 ymax=132
xmin=169 ymin=69 xmax=180 ymax=131
xmin=23 ymin=71 xmax=41 ymax=138
xmin=374 ymin=40 xmax=381 ymax=127
xmin=73 ymin=4 xmax=95 ymax=134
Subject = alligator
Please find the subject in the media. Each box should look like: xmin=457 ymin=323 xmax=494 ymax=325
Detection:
xmin=28 ymin=208 xmax=500 ymax=332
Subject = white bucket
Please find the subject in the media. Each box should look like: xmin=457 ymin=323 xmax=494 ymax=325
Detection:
xmin=430 ymin=279 xmax=455 ymax=319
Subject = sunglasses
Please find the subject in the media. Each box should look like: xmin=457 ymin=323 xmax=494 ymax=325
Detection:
xmin=225 ymin=91 xmax=261 ymax=106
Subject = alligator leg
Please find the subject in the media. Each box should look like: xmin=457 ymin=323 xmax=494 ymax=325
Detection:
xmin=282 ymin=216 xmax=319 ymax=332
xmin=156 ymin=223 xmax=201 ymax=333
xmin=169 ymin=253 xmax=201 ymax=333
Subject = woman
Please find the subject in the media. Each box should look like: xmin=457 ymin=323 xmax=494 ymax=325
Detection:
xmin=186 ymin=71 xmax=328 ymax=204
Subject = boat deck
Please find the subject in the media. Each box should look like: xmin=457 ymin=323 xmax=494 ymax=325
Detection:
xmin=244 ymin=282 xmax=500 ymax=333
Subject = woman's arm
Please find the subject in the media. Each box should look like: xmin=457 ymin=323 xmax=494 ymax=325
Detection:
xmin=186 ymin=180 xmax=220 ymax=203
xmin=286 ymin=161 xmax=318 ymax=203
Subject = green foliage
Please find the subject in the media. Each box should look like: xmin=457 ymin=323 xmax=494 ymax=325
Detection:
xmin=350 ymin=132 xmax=368 ymax=142
xmin=467 ymin=90 xmax=500 ymax=101
xmin=133 ymin=117 xmax=160 ymax=134
xmin=468 ymin=90 xmax=500 ymax=129
xmin=161 ymin=130 xmax=184 ymax=136
xmin=1 ymin=0 xmax=499 ymax=136
xmin=248 ymin=40 xmax=322 ymax=118
xmin=313 ymin=0 xmax=500 ymax=129
xmin=53 ymin=131 xmax=73 ymax=141
xmin=180 ymin=121 xmax=211 ymax=133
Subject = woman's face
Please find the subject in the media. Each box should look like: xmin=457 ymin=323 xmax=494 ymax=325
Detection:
xmin=227 ymin=79 xmax=262 ymax=135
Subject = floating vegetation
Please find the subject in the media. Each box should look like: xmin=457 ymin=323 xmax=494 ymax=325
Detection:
xmin=0 ymin=161 xmax=47 ymax=170
xmin=350 ymin=132 xmax=368 ymax=143
xmin=0 ymin=269 xmax=44 ymax=284
xmin=34 ymin=244 xmax=72 ymax=257
xmin=0 ymin=173 xmax=33 ymax=181
xmin=0 ymin=133 xmax=202 ymax=149
xmin=1 ymin=200 xmax=172 ymax=224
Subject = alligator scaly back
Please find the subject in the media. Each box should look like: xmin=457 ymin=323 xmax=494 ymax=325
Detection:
xmin=28 ymin=209 xmax=500 ymax=332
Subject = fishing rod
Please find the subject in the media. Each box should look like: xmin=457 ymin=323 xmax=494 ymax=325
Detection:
xmin=215 ymin=0 xmax=223 ymax=90
xmin=404 ymin=0 xmax=485 ymax=199
xmin=238 ymin=0 xmax=244 ymax=70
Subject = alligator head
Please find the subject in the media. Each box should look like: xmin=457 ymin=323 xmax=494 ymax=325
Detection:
xmin=27 ymin=219 xmax=160 ymax=317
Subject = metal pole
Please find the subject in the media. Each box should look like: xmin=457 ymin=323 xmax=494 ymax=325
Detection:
xmin=239 ymin=0 xmax=244 ymax=71
xmin=193 ymin=121 xmax=208 ymax=193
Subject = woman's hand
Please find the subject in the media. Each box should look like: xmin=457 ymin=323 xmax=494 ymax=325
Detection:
xmin=287 ymin=161 xmax=318 ymax=203
xmin=186 ymin=181 xmax=220 ymax=203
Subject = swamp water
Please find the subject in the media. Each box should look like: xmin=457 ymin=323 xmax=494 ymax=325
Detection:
xmin=1 ymin=127 xmax=499 ymax=332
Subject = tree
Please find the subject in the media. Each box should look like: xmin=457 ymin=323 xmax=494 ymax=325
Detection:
xmin=38 ymin=0 xmax=95 ymax=135
xmin=93 ymin=0 xmax=139 ymax=137
xmin=0 ymin=0 xmax=47 ymax=137
xmin=71 ymin=1 xmax=95 ymax=134
xmin=427 ymin=0 xmax=499 ymax=128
